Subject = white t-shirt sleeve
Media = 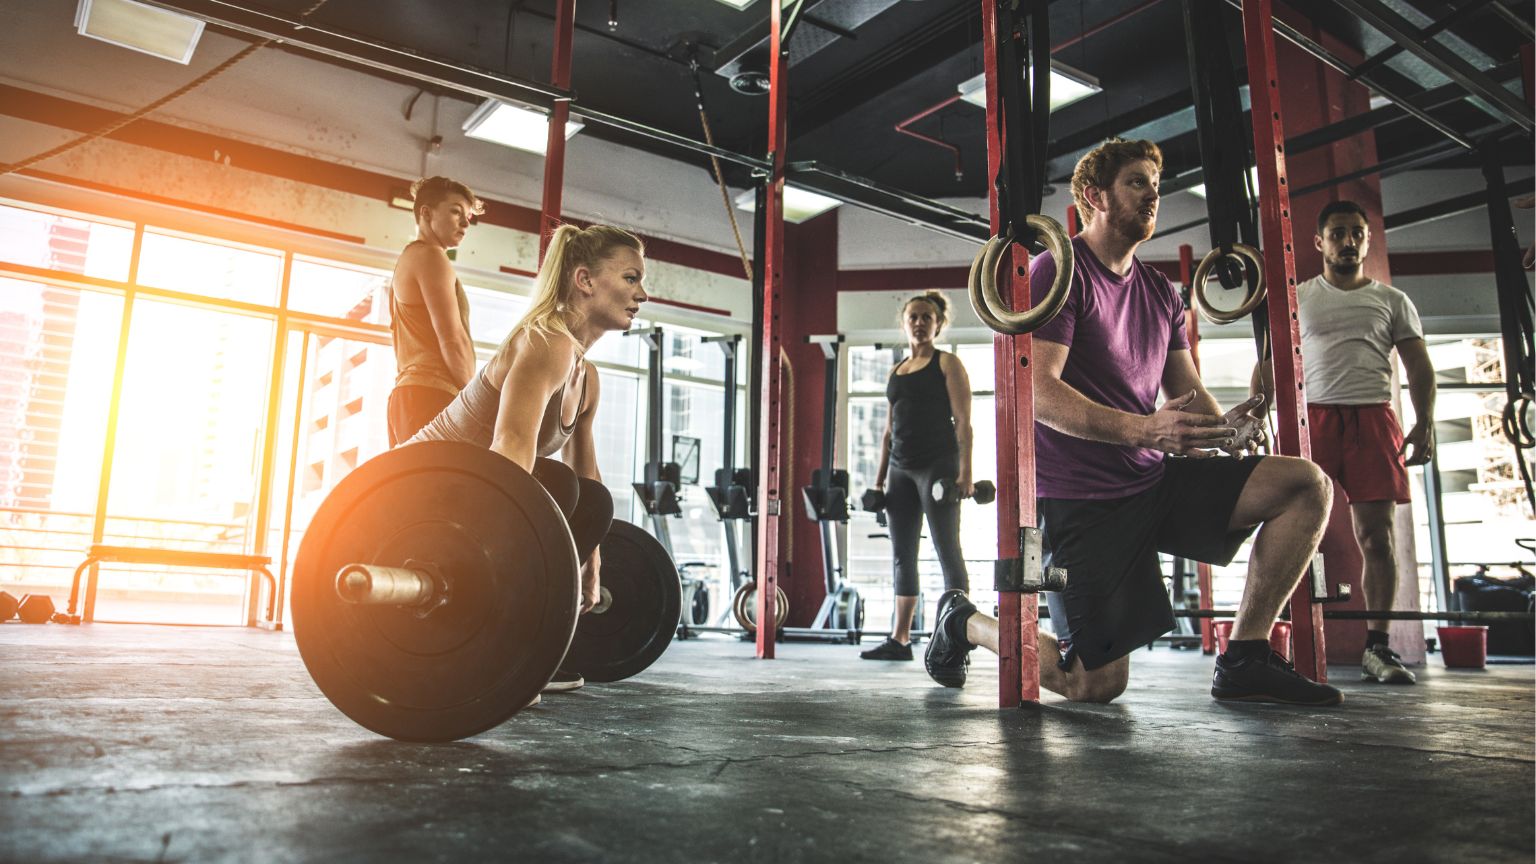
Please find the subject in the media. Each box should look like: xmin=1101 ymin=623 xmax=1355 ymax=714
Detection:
xmin=1387 ymin=286 xmax=1424 ymax=344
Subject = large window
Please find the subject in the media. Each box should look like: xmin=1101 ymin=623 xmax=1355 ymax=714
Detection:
xmin=0 ymin=197 xmax=751 ymax=626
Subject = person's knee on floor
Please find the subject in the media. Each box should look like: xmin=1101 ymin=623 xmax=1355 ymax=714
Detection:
xmin=1060 ymin=662 xmax=1128 ymax=704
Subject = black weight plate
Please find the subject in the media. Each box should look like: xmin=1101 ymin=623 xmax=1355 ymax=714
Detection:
xmin=563 ymin=520 xmax=680 ymax=683
xmin=293 ymin=442 xmax=579 ymax=742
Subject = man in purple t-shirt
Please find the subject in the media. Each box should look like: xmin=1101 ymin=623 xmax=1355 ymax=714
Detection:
xmin=924 ymin=138 xmax=1343 ymax=706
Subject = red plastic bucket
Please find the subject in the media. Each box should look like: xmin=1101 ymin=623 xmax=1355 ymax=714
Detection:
xmin=1213 ymin=620 xmax=1292 ymax=661
xmin=1436 ymin=626 xmax=1488 ymax=669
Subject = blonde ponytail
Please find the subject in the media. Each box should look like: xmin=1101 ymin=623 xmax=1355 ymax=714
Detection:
xmin=512 ymin=223 xmax=645 ymax=345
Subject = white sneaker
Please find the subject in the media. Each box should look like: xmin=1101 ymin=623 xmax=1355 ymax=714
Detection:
xmin=1362 ymin=644 xmax=1417 ymax=684
xmin=542 ymin=670 xmax=585 ymax=692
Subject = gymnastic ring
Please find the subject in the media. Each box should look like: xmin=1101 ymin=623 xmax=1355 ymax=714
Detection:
xmin=1503 ymin=395 xmax=1536 ymax=448
xmin=1192 ymin=243 xmax=1267 ymax=324
xmin=966 ymin=214 xmax=1074 ymax=336
xmin=732 ymin=582 xmax=789 ymax=633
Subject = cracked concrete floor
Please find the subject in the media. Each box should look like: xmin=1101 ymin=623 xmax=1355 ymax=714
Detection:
xmin=1 ymin=623 xmax=1532 ymax=863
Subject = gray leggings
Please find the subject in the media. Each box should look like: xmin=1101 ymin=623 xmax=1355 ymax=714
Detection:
xmin=886 ymin=457 xmax=969 ymax=596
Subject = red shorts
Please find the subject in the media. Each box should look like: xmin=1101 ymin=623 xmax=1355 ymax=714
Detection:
xmin=1306 ymin=403 xmax=1412 ymax=504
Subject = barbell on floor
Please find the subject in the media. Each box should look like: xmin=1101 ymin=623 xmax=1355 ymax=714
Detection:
xmin=292 ymin=442 xmax=680 ymax=743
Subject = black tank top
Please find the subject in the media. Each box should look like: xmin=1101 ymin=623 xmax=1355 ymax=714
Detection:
xmin=887 ymin=352 xmax=957 ymax=469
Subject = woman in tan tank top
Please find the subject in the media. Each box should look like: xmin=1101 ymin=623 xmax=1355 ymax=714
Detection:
xmin=462 ymin=224 xmax=648 ymax=617
xmin=386 ymin=176 xmax=484 ymax=446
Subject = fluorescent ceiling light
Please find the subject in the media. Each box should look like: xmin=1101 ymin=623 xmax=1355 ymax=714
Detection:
xmin=463 ymin=99 xmax=584 ymax=155
xmin=1189 ymin=166 xmax=1262 ymax=199
xmin=734 ymin=186 xmax=841 ymax=223
xmin=75 ymin=0 xmax=204 ymax=64
xmin=957 ymin=61 xmax=1103 ymax=112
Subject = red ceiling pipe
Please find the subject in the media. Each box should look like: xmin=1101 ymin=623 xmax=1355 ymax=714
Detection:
xmin=538 ymin=0 xmax=577 ymax=261
xmin=894 ymin=94 xmax=966 ymax=180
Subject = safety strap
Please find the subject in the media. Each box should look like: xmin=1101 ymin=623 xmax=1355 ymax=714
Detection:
xmin=1182 ymin=0 xmax=1271 ymax=365
xmin=1482 ymin=151 xmax=1536 ymax=512
xmin=992 ymin=0 xmax=1051 ymax=248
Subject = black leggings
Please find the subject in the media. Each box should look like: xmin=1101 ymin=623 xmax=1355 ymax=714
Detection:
xmin=532 ymin=458 xmax=613 ymax=562
xmin=885 ymin=457 xmax=969 ymax=597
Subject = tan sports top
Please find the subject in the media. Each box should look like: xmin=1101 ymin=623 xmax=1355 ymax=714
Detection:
xmin=408 ymin=364 xmax=588 ymax=459
xmin=390 ymin=241 xmax=472 ymax=394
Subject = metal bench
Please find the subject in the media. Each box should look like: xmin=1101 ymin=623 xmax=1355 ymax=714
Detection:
xmin=67 ymin=545 xmax=278 ymax=628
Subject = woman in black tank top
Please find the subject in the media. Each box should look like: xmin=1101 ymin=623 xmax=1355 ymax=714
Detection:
xmin=862 ymin=291 xmax=975 ymax=661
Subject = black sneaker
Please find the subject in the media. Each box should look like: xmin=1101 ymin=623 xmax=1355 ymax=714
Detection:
xmin=924 ymin=590 xmax=977 ymax=688
xmin=1211 ymin=651 xmax=1344 ymax=706
xmin=860 ymin=638 xmax=913 ymax=661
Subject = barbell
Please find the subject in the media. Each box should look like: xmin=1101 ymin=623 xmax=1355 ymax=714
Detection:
xmin=292 ymin=442 xmax=680 ymax=743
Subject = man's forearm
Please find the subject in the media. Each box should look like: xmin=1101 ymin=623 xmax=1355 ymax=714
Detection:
xmin=1251 ymin=359 xmax=1275 ymax=403
xmin=1408 ymin=369 xmax=1436 ymax=428
xmin=1036 ymin=377 xmax=1146 ymax=448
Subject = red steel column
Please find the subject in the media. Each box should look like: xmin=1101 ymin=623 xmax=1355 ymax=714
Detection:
xmin=538 ymin=0 xmax=576 ymax=259
xmin=982 ymin=0 xmax=1040 ymax=707
xmin=754 ymin=1 xmax=790 ymax=657
xmin=1180 ymin=242 xmax=1217 ymax=655
xmin=1241 ymin=0 xmax=1326 ymax=681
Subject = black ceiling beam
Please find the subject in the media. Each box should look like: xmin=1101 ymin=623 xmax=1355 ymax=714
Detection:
xmin=1223 ymin=0 xmax=1475 ymax=149
xmin=145 ymin=0 xmax=997 ymax=244
xmin=1150 ymin=137 xmax=1474 ymax=239
xmin=790 ymin=5 xmax=975 ymax=141
xmin=1488 ymin=0 xmax=1535 ymax=38
xmin=1286 ymin=70 xmax=1519 ymax=155
xmin=140 ymin=0 xmax=770 ymax=173
xmin=1332 ymin=0 xmax=1534 ymax=134
xmin=1345 ymin=0 xmax=1496 ymax=84
xmin=788 ymin=161 xmax=989 ymax=243
xmin=1384 ymin=176 xmax=1535 ymax=231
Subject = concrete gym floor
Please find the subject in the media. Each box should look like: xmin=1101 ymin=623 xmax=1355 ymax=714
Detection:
xmin=1 ymin=623 xmax=1532 ymax=863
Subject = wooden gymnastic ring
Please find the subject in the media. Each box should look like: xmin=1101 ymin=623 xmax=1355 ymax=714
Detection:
xmin=966 ymin=214 xmax=1074 ymax=336
xmin=732 ymin=582 xmax=788 ymax=633
xmin=1192 ymin=243 xmax=1267 ymax=324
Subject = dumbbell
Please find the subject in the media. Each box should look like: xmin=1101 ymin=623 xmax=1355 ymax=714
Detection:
xmin=17 ymin=593 xmax=56 ymax=624
xmin=860 ymin=479 xmax=998 ymax=514
xmin=0 ymin=591 xmax=17 ymax=622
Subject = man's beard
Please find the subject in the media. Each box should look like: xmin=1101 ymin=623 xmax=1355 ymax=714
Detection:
xmin=1331 ymin=253 xmax=1361 ymax=275
xmin=1111 ymin=202 xmax=1155 ymax=242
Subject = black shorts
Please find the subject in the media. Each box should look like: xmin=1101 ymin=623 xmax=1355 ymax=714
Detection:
xmin=387 ymin=385 xmax=456 ymax=448
xmin=1041 ymin=456 xmax=1265 ymax=671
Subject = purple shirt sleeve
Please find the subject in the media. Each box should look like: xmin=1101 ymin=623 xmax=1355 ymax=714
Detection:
xmin=1028 ymin=249 xmax=1077 ymax=347
xmin=1159 ymin=269 xmax=1191 ymax=352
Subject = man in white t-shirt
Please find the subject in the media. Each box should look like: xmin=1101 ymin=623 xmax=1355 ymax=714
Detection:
xmin=1259 ymin=200 xmax=1437 ymax=685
